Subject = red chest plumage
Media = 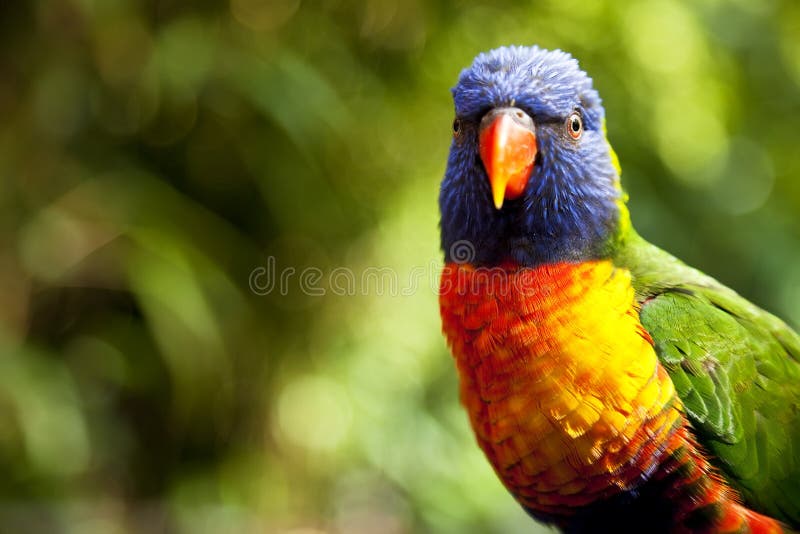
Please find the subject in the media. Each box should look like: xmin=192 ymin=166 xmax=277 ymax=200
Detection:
xmin=439 ymin=259 xmax=682 ymax=517
xmin=439 ymin=260 xmax=784 ymax=532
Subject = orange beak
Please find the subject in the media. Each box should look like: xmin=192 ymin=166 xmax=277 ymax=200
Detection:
xmin=478 ymin=107 xmax=537 ymax=209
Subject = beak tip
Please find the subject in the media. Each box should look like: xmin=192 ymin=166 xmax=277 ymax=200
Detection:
xmin=492 ymin=191 xmax=505 ymax=210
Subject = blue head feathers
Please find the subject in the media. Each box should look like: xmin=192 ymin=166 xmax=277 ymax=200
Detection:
xmin=440 ymin=45 xmax=622 ymax=266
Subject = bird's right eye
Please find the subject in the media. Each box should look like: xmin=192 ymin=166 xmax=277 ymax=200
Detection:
xmin=566 ymin=112 xmax=583 ymax=140
xmin=453 ymin=118 xmax=462 ymax=137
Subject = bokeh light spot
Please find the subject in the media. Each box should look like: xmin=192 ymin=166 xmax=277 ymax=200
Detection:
xmin=625 ymin=0 xmax=705 ymax=74
xmin=276 ymin=375 xmax=352 ymax=452
xmin=708 ymin=137 xmax=775 ymax=214
xmin=654 ymin=97 xmax=729 ymax=185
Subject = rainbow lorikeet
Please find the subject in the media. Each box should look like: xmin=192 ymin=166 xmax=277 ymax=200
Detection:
xmin=439 ymin=46 xmax=800 ymax=534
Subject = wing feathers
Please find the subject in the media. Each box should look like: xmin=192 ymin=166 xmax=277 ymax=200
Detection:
xmin=616 ymin=233 xmax=800 ymax=526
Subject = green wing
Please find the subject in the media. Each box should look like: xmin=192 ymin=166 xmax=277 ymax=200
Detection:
xmin=615 ymin=231 xmax=800 ymax=526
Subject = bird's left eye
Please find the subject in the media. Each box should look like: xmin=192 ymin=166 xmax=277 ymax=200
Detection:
xmin=453 ymin=118 xmax=463 ymax=138
xmin=567 ymin=112 xmax=583 ymax=140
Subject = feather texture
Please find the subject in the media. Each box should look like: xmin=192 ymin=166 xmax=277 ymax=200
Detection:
xmin=439 ymin=45 xmax=800 ymax=533
xmin=440 ymin=260 xmax=786 ymax=533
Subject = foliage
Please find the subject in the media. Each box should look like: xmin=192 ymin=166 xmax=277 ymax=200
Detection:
xmin=0 ymin=0 xmax=798 ymax=532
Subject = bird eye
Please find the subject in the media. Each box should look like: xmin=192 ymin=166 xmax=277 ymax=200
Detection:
xmin=453 ymin=118 xmax=462 ymax=137
xmin=567 ymin=113 xmax=583 ymax=140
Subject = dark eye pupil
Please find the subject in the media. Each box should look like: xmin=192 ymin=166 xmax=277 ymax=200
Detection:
xmin=571 ymin=117 xmax=581 ymax=131
xmin=453 ymin=119 xmax=461 ymax=134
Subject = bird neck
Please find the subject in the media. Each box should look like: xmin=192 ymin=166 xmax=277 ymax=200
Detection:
xmin=440 ymin=193 xmax=630 ymax=268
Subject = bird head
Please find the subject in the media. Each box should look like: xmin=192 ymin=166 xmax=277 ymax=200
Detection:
xmin=440 ymin=46 xmax=627 ymax=266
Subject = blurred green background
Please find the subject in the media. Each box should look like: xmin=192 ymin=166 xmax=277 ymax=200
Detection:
xmin=1 ymin=0 xmax=799 ymax=532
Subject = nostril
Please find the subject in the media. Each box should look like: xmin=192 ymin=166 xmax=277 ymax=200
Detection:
xmin=516 ymin=110 xmax=525 ymax=120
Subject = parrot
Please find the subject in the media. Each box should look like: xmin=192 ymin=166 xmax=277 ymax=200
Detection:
xmin=438 ymin=45 xmax=800 ymax=534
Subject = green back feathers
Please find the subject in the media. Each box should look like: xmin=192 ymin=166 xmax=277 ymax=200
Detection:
xmin=615 ymin=230 xmax=800 ymax=526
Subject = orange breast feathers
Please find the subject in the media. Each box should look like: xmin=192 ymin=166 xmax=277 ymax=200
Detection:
xmin=439 ymin=260 xmax=683 ymax=517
